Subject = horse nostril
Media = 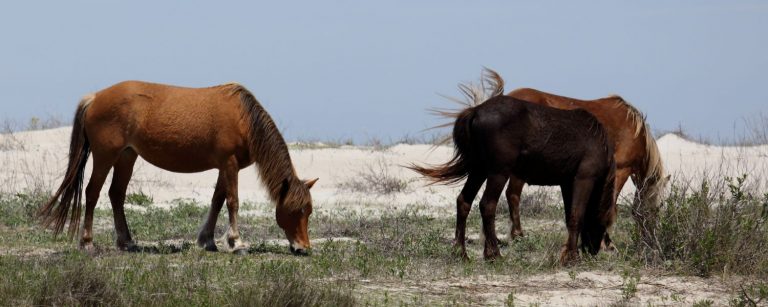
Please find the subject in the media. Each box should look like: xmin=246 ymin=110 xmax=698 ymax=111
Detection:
xmin=289 ymin=246 xmax=309 ymax=256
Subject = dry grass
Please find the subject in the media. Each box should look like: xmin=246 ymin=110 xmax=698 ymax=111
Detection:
xmin=336 ymin=159 xmax=410 ymax=195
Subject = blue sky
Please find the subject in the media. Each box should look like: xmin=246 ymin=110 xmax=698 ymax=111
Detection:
xmin=1 ymin=1 xmax=766 ymax=142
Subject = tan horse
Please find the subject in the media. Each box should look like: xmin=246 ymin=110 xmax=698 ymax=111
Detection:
xmin=505 ymin=88 xmax=665 ymax=248
xmin=39 ymin=81 xmax=318 ymax=255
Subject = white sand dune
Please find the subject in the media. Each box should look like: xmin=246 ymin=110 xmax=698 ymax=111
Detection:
xmin=1 ymin=127 xmax=767 ymax=215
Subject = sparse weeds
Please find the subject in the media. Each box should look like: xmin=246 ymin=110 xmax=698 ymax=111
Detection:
xmin=620 ymin=269 xmax=640 ymax=301
xmin=0 ymin=172 xmax=766 ymax=305
xmin=337 ymin=159 xmax=410 ymax=194
xmin=730 ymin=281 xmax=768 ymax=307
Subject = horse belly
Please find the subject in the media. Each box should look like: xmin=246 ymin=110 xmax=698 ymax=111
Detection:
xmin=133 ymin=145 xmax=218 ymax=173
xmin=128 ymin=128 xmax=246 ymax=173
xmin=513 ymin=153 xmax=576 ymax=186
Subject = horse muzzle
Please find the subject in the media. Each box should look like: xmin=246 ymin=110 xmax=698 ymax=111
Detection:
xmin=289 ymin=243 xmax=310 ymax=256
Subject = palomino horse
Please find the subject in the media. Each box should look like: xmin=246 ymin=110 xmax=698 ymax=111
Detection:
xmin=505 ymin=88 xmax=664 ymax=248
xmin=410 ymin=69 xmax=616 ymax=264
xmin=39 ymin=81 xmax=318 ymax=255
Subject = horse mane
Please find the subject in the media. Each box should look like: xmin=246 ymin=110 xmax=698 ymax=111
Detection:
xmin=607 ymin=95 xmax=665 ymax=182
xmin=226 ymin=84 xmax=309 ymax=211
xmin=429 ymin=68 xmax=506 ymax=145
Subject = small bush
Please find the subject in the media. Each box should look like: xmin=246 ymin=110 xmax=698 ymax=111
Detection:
xmin=337 ymin=159 xmax=409 ymax=194
xmin=0 ymin=192 xmax=48 ymax=227
xmin=646 ymin=174 xmax=768 ymax=277
xmin=125 ymin=191 xmax=153 ymax=206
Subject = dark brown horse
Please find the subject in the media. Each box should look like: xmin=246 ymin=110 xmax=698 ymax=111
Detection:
xmin=505 ymin=88 xmax=665 ymax=248
xmin=410 ymin=69 xmax=616 ymax=264
xmin=39 ymin=81 xmax=318 ymax=255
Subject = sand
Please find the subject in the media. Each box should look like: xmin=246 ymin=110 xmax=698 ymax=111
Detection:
xmin=2 ymin=127 xmax=767 ymax=213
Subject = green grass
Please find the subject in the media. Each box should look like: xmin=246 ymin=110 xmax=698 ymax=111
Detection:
xmin=1 ymin=174 xmax=766 ymax=305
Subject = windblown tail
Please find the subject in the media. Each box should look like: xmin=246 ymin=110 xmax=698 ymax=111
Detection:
xmin=408 ymin=107 xmax=477 ymax=185
xmin=38 ymin=95 xmax=93 ymax=238
xmin=410 ymin=67 xmax=504 ymax=184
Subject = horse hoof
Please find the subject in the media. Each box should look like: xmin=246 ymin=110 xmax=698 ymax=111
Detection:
xmin=203 ymin=244 xmax=219 ymax=252
xmin=483 ymin=250 xmax=501 ymax=261
xmin=511 ymin=230 xmax=525 ymax=240
xmin=559 ymin=248 xmax=579 ymax=266
xmin=80 ymin=243 xmax=98 ymax=255
xmin=233 ymin=248 xmax=249 ymax=256
xmin=119 ymin=242 xmax=140 ymax=252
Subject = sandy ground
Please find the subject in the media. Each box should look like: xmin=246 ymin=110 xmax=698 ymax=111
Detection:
xmin=2 ymin=127 xmax=766 ymax=305
xmin=355 ymin=271 xmax=733 ymax=306
xmin=2 ymin=127 xmax=767 ymax=213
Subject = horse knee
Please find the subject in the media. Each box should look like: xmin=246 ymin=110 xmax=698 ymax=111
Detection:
xmin=508 ymin=194 xmax=520 ymax=207
xmin=456 ymin=195 xmax=471 ymax=216
xmin=479 ymin=201 xmax=497 ymax=218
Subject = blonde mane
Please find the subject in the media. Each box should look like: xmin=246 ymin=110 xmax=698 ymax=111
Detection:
xmin=608 ymin=95 xmax=665 ymax=188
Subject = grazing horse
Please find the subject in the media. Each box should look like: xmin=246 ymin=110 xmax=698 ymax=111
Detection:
xmin=505 ymin=88 xmax=665 ymax=248
xmin=38 ymin=81 xmax=318 ymax=255
xmin=410 ymin=69 xmax=616 ymax=264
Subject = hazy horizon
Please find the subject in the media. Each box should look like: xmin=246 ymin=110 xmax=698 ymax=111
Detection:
xmin=1 ymin=1 xmax=766 ymax=143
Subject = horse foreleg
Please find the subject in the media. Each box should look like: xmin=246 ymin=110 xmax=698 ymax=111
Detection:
xmin=222 ymin=156 xmax=245 ymax=252
xmin=601 ymin=166 xmax=632 ymax=252
xmin=560 ymin=179 xmax=594 ymax=266
xmin=109 ymin=149 xmax=138 ymax=251
xmin=197 ymin=173 xmax=226 ymax=252
xmin=479 ymin=174 xmax=507 ymax=260
xmin=505 ymin=176 xmax=525 ymax=239
xmin=455 ymin=172 xmax=484 ymax=260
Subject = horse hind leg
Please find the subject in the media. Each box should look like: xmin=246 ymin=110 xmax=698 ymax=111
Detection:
xmin=108 ymin=149 xmax=139 ymax=251
xmin=479 ymin=174 xmax=507 ymax=260
xmin=454 ymin=172 xmax=485 ymax=260
xmin=80 ymin=153 xmax=119 ymax=252
xmin=197 ymin=173 xmax=226 ymax=252
xmin=505 ymin=176 xmax=525 ymax=239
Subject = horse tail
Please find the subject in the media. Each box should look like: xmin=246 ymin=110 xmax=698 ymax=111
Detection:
xmin=408 ymin=107 xmax=477 ymax=184
xmin=38 ymin=94 xmax=94 ymax=238
xmin=409 ymin=67 xmax=504 ymax=184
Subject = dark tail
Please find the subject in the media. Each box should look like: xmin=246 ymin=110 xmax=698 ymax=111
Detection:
xmin=38 ymin=95 xmax=93 ymax=238
xmin=408 ymin=107 xmax=477 ymax=185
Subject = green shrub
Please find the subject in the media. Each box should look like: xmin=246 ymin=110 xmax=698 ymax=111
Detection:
xmin=125 ymin=191 xmax=153 ymax=206
xmin=649 ymin=174 xmax=768 ymax=277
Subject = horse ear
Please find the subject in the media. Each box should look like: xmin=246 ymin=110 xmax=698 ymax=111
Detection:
xmin=304 ymin=178 xmax=319 ymax=189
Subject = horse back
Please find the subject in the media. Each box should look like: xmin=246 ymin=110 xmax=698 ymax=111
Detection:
xmin=83 ymin=81 xmax=252 ymax=172
xmin=507 ymin=88 xmax=644 ymax=169
xmin=472 ymin=97 xmax=613 ymax=185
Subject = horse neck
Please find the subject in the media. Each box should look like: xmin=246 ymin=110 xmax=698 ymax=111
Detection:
xmin=239 ymin=93 xmax=299 ymax=204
